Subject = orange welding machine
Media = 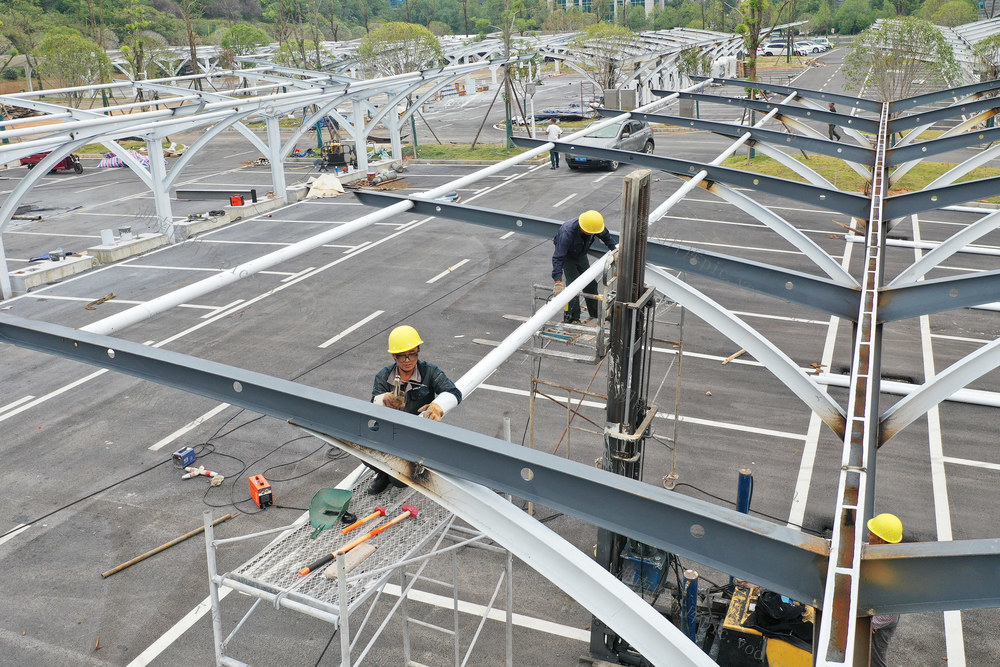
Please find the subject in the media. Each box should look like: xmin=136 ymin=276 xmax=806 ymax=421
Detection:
xmin=249 ymin=474 xmax=273 ymax=508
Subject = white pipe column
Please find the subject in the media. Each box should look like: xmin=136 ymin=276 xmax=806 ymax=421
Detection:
xmin=0 ymin=239 xmax=12 ymax=300
xmin=352 ymin=99 xmax=368 ymax=174
xmin=432 ymin=251 xmax=615 ymax=415
xmin=145 ymin=137 xmax=175 ymax=242
xmin=387 ymin=109 xmax=403 ymax=161
xmin=264 ymin=115 xmax=287 ymax=199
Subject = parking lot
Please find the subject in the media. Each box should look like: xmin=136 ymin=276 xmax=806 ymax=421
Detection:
xmin=2 ymin=48 xmax=999 ymax=666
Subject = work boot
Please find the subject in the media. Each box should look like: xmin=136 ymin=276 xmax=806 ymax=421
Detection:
xmin=368 ymin=471 xmax=392 ymax=495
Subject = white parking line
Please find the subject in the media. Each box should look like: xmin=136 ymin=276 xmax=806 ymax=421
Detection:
xmin=0 ymin=396 xmax=35 ymax=416
xmin=279 ymin=267 xmax=316 ymax=283
xmin=319 ymin=310 xmax=385 ymax=349
xmin=125 ymin=587 xmax=233 ymax=667
xmin=943 ymin=456 xmax=1000 ymax=472
xmin=0 ymin=524 xmax=30 ymax=548
xmin=592 ymin=171 xmax=616 ymax=184
xmin=200 ymin=299 xmax=244 ymax=319
xmin=426 ymin=259 xmax=470 ymax=284
xmin=553 ymin=193 xmax=578 ymax=207
xmin=148 ymin=403 xmax=232 ymax=451
xmin=499 ymin=231 xmax=515 ymax=239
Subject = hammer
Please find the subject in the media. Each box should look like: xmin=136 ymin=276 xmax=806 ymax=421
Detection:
xmin=299 ymin=504 xmax=419 ymax=576
xmin=341 ymin=506 xmax=386 ymax=534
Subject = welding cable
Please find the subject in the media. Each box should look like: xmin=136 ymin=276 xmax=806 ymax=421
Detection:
xmin=0 ymin=458 xmax=171 ymax=541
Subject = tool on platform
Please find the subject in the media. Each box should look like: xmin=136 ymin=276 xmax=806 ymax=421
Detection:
xmin=249 ymin=474 xmax=273 ymax=507
xmin=182 ymin=465 xmax=224 ymax=486
xmin=172 ymin=446 xmax=196 ymax=468
xmin=308 ymin=488 xmax=353 ymax=538
xmin=341 ymin=507 xmax=386 ymax=534
xmin=298 ymin=504 xmax=419 ymax=576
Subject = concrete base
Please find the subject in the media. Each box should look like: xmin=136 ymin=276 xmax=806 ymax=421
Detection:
xmin=225 ymin=195 xmax=286 ymax=223
xmin=9 ymin=254 xmax=95 ymax=294
xmin=88 ymin=233 xmax=169 ymax=264
xmin=173 ymin=212 xmax=232 ymax=241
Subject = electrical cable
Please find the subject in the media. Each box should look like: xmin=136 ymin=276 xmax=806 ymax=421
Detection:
xmin=672 ymin=481 xmax=824 ymax=537
xmin=0 ymin=458 xmax=171 ymax=541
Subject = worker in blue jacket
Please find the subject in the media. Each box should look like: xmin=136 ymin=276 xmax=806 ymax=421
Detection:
xmin=369 ymin=325 xmax=462 ymax=494
xmin=552 ymin=210 xmax=617 ymax=324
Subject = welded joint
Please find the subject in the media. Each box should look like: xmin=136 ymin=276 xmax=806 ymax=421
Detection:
xmin=605 ymin=404 xmax=659 ymax=442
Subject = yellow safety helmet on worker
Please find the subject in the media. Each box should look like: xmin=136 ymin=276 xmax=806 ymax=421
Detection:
xmin=867 ymin=513 xmax=903 ymax=544
xmin=578 ymin=210 xmax=605 ymax=235
xmin=387 ymin=325 xmax=424 ymax=354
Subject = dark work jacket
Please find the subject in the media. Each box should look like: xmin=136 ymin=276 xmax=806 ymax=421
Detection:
xmin=371 ymin=360 xmax=462 ymax=415
xmin=551 ymin=218 xmax=617 ymax=281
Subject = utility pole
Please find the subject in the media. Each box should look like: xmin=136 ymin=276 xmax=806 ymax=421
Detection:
xmin=590 ymin=169 xmax=658 ymax=662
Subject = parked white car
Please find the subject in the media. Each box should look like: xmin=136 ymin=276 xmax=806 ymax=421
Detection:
xmin=760 ymin=42 xmax=790 ymax=57
xmin=796 ymin=41 xmax=824 ymax=54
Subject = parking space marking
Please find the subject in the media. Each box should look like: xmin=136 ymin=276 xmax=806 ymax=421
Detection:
xmin=148 ymin=403 xmax=233 ymax=451
xmin=479 ymin=383 xmax=806 ymax=441
xmin=6 ymin=230 xmax=102 ymax=238
xmin=932 ymin=334 xmax=991 ymax=344
xmin=319 ymin=310 xmax=384 ymax=349
xmin=553 ymin=193 xmax=578 ymax=208
xmin=426 ymin=259 xmax=470 ymax=284
xmin=0 ymin=524 xmax=31 ymax=548
xmin=0 ymin=396 xmax=35 ymax=417
xmin=0 ymin=369 xmax=108 ymax=424
xmin=125 ymin=587 xmax=233 ymax=667
xmin=381 ymin=584 xmax=589 ymax=642
xmin=200 ymin=299 xmax=244 ymax=319
xmin=500 ymin=231 xmax=515 ymax=239
xmin=592 ymin=171 xmax=616 ymax=184
xmin=943 ymin=456 xmax=1000 ymax=472
xmin=278 ymin=267 xmax=316 ymax=283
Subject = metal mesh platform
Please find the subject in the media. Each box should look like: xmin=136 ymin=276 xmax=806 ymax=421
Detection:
xmin=221 ymin=470 xmax=454 ymax=623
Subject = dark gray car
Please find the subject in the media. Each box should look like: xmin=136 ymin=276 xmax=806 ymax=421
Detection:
xmin=566 ymin=119 xmax=655 ymax=171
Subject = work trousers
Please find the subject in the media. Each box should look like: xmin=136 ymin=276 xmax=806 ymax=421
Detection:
xmin=562 ymin=252 xmax=600 ymax=322
xmin=549 ymin=150 xmax=560 ymax=168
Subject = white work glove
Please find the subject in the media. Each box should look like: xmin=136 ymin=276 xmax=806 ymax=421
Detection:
xmin=553 ymin=281 xmax=564 ymax=296
xmin=418 ymin=403 xmax=445 ymax=421
xmin=374 ymin=392 xmax=405 ymax=410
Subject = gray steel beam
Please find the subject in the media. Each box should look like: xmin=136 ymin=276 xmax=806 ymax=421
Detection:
xmin=860 ymin=539 xmax=1000 ymax=614
xmin=687 ymin=76 xmax=883 ymax=113
xmin=650 ymin=90 xmax=881 ymax=134
xmin=511 ymin=137 xmax=873 ymax=219
xmin=880 ymin=270 xmax=1000 ymax=321
xmin=887 ymin=126 xmax=1000 ymax=164
xmin=0 ymin=313 xmax=831 ymax=607
xmin=888 ymin=97 xmax=1000 ymax=133
xmin=889 ymin=79 xmax=1000 ymax=112
xmin=595 ymin=108 xmax=874 ymax=164
xmin=884 ymin=176 xmax=1000 ymax=219
xmin=353 ymin=192 xmax=860 ymax=318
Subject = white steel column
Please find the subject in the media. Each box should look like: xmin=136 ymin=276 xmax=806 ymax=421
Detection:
xmin=145 ymin=137 xmax=175 ymax=241
xmin=387 ymin=109 xmax=403 ymax=161
xmin=264 ymin=116 xmax=288 ymax=199
xmin=353 ymin=99 xmax=368 ymax=174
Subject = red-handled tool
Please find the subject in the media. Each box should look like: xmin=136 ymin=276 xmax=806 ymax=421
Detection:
xmin=341 ymin=506 xmax=386 ymax=534
xmin=299 ymin=505 xmax=419 ymax=576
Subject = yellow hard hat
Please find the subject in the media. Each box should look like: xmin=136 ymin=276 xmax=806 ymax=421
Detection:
xmin=578 ymin=210 xmax=605 ymax=235
xmin=867 ymin=513 xmax=903 ymax=544
xmin=387 ymin=325 xmax=424 ymax=354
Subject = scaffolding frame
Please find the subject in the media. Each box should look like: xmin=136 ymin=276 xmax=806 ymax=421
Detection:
xmin=202 ymin=471 xmax=514 ymax=667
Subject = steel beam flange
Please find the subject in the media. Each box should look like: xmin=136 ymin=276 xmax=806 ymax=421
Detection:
xmin=511 ymin=137 xmax=872 ymax=219
xmin=0 ymin=313 xmax=830 ymax=605
xmin=887 ymin=126 xmax=1000 ymax=164
xmin=353 ymin=191 xmax=860 ymax=318
xmin=649 ymin=90 xmax=881 ymax=134
xmin=884 ymin=175 xmax=1000 ymax=219
xmin=889 ymin=79 xmax=1000 ymax=112
xmin=595 ymin=108 xmax=874 ymax=164
xmin=888 ymin=96 xmax=1000 ymax=133
xmin=879 ymin=270 xmax=1000 ymax=322
xmin=687 ymin=77 xmax=883 ymax=113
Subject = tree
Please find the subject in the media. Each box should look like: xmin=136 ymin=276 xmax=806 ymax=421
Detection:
xmin=569 ymin=22 xmax=642 ymax=90
xmin=175 ymin=0 xmax=204 ymax=87
xmin=1 ymin=0 xmax=48 ymax=91
xmin=734 ymin=0 xmax=792 ymax=82
xmin=929 ymin=0 xmax=978 ymax=25
xmin=833 ymin=0 xmax=876 ymax=33
xmin=357 ymin=21 xmax=442 ymax=76
xmin=843 ymin=16 xmax=960 ymax=101
xmin=972 ymin=32 xmax=1000 ymax=80
xmin=220 ymin=23 xmax=271 ymax=55
xmin=33 ymin=27 xmax=113 ymax=106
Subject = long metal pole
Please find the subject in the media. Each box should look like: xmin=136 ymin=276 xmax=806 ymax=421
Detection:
xmin=203 ymin=510 xmax=227 ymax=667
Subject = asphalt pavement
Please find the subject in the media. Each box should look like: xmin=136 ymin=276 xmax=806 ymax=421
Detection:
xmin=1 ymin=48 xmax=999 ymax=666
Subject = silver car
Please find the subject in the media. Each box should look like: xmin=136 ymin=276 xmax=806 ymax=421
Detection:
xmin=566 ymin=119 xmax=655 ymax=171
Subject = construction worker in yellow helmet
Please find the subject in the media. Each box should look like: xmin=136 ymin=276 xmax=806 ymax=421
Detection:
xmin=368 ymin=325 xmax=462 ymax=494
xmin=551 ymin=210 xmax=617 ymax=325
xmin=867 ymin=513 xmax=903 ymax=667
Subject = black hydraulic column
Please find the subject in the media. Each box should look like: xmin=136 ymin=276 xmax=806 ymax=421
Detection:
xmin=590 ymin=169 xmax=656 ymax=662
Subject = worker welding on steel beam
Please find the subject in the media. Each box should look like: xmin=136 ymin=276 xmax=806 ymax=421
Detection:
xmin=867 ymin=512 xmax=903 ymax=667
xmin=551 ymin=210 xmax=617 ymax=325
xmin=368 ymin=325 xmax=462 ymax=494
